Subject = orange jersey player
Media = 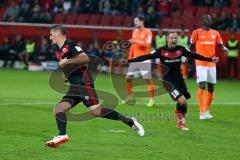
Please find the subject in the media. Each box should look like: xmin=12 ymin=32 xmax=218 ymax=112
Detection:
xmin=123 ymin=16 xmax=155 ymax=107
xmin=189 ymin=14 xmax=228 ymax=120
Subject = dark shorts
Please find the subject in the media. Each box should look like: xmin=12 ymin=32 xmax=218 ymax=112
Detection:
xmin=60 ymin=83 xmax=99 ymax=108
xmin=163 ymin=75 xmax=191 ymax=101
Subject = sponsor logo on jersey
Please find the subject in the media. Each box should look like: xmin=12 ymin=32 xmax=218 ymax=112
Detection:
xmin=200 ymin=41 xmax=214 ymax=45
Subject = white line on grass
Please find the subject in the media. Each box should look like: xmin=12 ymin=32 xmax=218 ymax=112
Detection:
xmin=0 ymin=102 xmax=240 ymax=106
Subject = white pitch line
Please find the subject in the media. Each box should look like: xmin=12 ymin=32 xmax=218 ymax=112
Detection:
xmin=0 ymin=102 xmax=240 ymax=106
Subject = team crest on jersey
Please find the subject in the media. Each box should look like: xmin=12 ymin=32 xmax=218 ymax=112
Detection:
xmin=211 ymin=35 xmax=216 ymax=39
xmin=85 ymin=96 xmax=89 ymax=101
xmin=141 ymin=34 xmax=144 ymax=38
xmin=201 ymin=36 xmax=205 ymax=38
xmin=62 ymin=47 xmax=68 ymax=53
xmin=165 ymin=52 xmax=169 ymax=56
xmin=176 ymin=50 xmax=181 ymax=55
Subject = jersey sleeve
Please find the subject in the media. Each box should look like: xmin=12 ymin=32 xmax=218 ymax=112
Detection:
xmin=182 ymin=46 xmax=212 ymax=62
xmin=69 ymin=41 xmax=84 ymax=56
xmin=216 ymin=31 xmax=223 ymax=45
xmin=146 ymin=30 xmax=153 ymax=44
xmin=128 ymin=48 xmax=160 ymax=62
xmin=190 ymin=30 xmax=198 ymax=44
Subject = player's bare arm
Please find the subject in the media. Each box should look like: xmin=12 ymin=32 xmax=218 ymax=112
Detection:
xmin=218 ymin=44 xmax=228 ymax=55
xmin=59 ymin=52 xmax=89 ymax=68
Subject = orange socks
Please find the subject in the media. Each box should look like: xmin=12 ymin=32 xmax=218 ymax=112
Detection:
xmin=147 ymin=81 xmax=155 ymax=100
xmin=126 ymin=80 xmax=133 ymax=96
xmin=206 ymin=92 xmax=214 ymax=111
xmin=198 ymin=88 xmax=206 ymax=112
xmin=198 ymin=88 xmax=214 ymax=112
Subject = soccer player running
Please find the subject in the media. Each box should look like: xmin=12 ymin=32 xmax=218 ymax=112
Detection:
xmin=128 ymin=32 xmax=219 ymax=130
xmin=46 ymin=24 xmax=144 ymax=147
xmin=189 ymin=14 xmax=228 ymax=120
xmin=123 ymin=16 xmax=155 ymax=107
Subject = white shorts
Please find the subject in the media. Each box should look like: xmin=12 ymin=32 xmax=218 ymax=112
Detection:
xmin=196 ymin=66 xmax=216 ymax=84
xmin=126 ymin=60 xmax=152 ymax=79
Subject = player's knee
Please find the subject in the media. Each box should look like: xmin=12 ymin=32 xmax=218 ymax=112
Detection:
xmin=54 ymin=102 xmax=71 ymax=114
xmin=126 ymin=76 xmax=133 ymax=80
xmin=199 ymin=82 xmax=206 ymax=89
xmin=177 ymin=96 xmax=187 ymax=106
xmin=207 ymin=83 xmax=214 ymax=92
xmin=89 ymin=104 xmax=101 ymax=116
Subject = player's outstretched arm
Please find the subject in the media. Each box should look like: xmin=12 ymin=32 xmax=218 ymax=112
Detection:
xmin=183 ymin=47 xmax=219 ymax=63
xmin=128 ymin=50 xmax=159 ymax=63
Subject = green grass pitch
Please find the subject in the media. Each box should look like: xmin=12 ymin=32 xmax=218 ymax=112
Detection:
xmin=0 ymin=68 xmax=240 ymax=160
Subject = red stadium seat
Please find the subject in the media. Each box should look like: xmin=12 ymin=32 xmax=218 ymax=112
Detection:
xmin=99 ymin=15 xmax=113 ymax=26
xmin=183 ymin=6 xmax=196 ymax=14
xmin=171 ymin=18 xmax=183 ymax=29
xmin=195 ymin=7 xmax=209 ymax=19
xmin=122 ymin=16 xmax=133 ymax=27
xmin=231 ymin=0 xmax=240 ymax=8
xmin=171 ymin=0 xmax=184 ymax=10
xmin=64 ymin=14 xmax=77 ymax=24
xmin=53 ymin=13 xmax=65 ymax=24
xmin=222 ymin=8 xmax=233 ymax=17
xmin=183 ymin=17 xmax=196 ymax=30
xmin=159 ymin=17 xmax=172 ymax=28
xmin=88 ymin=14 xmax=102 ymax=26
xmin=209 ymin=7 xmax=222 ymax=16
xmin=111 ymin=16 xmax=125 ymax=26
xmin=76 ymin=14 xmax=89 ymax=25
xmin=182 ymin=10 xmax=195 ymax=19
xmin=171 ymin=10 xmax=182 ymax=18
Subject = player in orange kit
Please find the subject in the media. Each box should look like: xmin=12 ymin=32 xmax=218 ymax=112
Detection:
xmin=123 ymin=16 xmax=155 ymax=107
xmin=190 ymin=14 xmax=228 ymax=120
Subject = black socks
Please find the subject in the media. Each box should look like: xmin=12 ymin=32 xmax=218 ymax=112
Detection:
xmin=56 ymin=112 xmax=67 ymax=135
xmin=100 ymin=108 xmax=134 ymax=127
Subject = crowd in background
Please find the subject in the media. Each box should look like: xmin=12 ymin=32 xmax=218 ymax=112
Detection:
xmin=1 ymin=0 xmax=239 ymax=30
xmin=0 ymin=29 xmax=239 ymax=79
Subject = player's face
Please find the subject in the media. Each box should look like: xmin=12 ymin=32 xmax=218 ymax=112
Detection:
xmin=50 ymin=30 xmax=61 ymax=44
xmin=167 ymin=33 xmax=178 ymax=47
xmin=134 ymin=18 xmax=143 ymax=28
xmin=203 ymin=15 xmax=212 ymax=28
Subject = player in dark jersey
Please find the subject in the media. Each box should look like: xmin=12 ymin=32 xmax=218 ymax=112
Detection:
xmin=46 ymin=24 xmax=144 ymax=147
xmin=128 ymin=31 xmax=219 ymax=130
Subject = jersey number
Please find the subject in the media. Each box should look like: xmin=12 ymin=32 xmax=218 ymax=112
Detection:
xmin=171 ymin=90 xmax=180 ymax=98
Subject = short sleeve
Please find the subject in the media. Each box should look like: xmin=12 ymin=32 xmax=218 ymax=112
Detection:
xmin=146 ymin=30 xmax=152 ymax=44
xmin=216 ymin=31 xmax=223 ymax=45
xmin=69 ymin=41 xmax=83 ymax=56
xmin=190 ymin=30 xmax=197 ymax=44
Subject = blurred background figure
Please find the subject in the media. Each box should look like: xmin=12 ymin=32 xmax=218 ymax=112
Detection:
xmin=0 ymin=38 xmax=12 ymax=68
xmin=226 ymin=32 xmax=239 ymax=79
xmin=177 ymin=29 xmax=189 ymax=79
xmin=154 ymin=29 xmax=166 ymax=78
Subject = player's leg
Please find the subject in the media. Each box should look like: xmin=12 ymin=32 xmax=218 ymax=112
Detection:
xmin=46 ymin=94 xmax=80 ymax=147
xmin=169 ymin=88 xmax=189 ymax=131
xmin=46 ymin=102 xmax=71 ymax=147
xmin=88 ymin=105 xmax=144 ymax=136
xmin=140 ymin=62 xmax=155 ymax=107
xmin=175 ymin=96 xmax=189 ymax=130
xmin=54 ymin=102 xmax=71 ymax=136
xmin=196 ymin=66 xmax=208 ymax=116
xmin=81 ymin=82 xmax=144 ymax=136
xmin=145 ymin=79 xmax=155 ymax=107
xmin=204 ymin=67 xmax=217 ymax=119
xmin=123 ymin=63 xmax=138 ymax=105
